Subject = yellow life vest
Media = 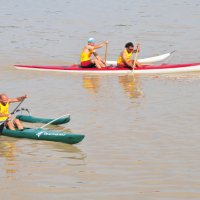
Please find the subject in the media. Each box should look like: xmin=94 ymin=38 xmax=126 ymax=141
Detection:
xmin=0 ymin=102 xmax=9 ymax=121
xmin=117 ymin=49 xmax=133 ymax=65
xmin=80 ymin=49 xmax=94 ymax=62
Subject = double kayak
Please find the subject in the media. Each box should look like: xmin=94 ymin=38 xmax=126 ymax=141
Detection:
xmin=14 ymin=62 xmax=200 ymax=74
xmin=16 ymin=114 xmax=70 ymax=124
xmin=2 ymin=127 xmax=84 ymax=144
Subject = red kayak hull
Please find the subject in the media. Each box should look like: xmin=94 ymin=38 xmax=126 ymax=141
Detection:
xmin=14 ymin=63 xmax=200 ymax=74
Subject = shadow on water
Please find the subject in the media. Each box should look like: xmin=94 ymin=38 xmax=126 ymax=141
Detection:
xmin=0 ymin=140 xmax=18 ymax=179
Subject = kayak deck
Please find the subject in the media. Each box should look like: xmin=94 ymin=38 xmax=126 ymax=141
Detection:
xmin=106 ymin=51 xmax=175 ymax=65
xmin=2 ymin=127 xmax=84 ymax=144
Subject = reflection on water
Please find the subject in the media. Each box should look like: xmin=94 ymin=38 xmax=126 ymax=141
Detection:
xmin=0 ymin=137 xmax=86 ymax=181
xmin=82 ymin=74 xmax=143 ymax=100
xmin=0 ymin=141 xmax=18 ymax=179
xmin=45 ymin=141 xmax=85 ymax=155
xmin=82 ymin=75 xmax=100 ymax=93
xmin=1 ymin=0 xmax=200 ymax=199
xmin=118 ymin=75 xmax=143 ymax=99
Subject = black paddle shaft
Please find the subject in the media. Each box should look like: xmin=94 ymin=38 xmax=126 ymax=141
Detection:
xmin=0 ymin=99 xmax=25 ymax=133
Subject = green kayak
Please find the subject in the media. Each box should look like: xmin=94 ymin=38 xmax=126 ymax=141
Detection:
xmin=2 ymin=127 xmax=84 ymax=144
xmin=16 ymin=114 xmax=70 ymax=125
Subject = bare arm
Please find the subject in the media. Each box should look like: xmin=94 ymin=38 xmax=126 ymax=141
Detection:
xmin=94 ymin=40 xmax=108 ymax=49
xmin=93 ymin=51 xmax=105 ymax=64
xmin=9 ymin=94 xmax=27 ymax=103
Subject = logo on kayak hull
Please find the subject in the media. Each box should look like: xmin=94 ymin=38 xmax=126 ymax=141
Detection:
xmin=36 ymin=131 xmax=66 ymax=138
xmin=36 ymin=131 xmax=44 ymax=137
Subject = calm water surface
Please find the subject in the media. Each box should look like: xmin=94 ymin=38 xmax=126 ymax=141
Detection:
xmin=1 ymin=1 xmax=200 ymax=199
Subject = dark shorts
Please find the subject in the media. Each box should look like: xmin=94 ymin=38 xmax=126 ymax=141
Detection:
xmin=80 ymin=61 xmax=96 ymax=68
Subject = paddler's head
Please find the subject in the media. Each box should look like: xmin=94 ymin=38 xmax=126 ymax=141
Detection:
xmin=88 ymin=38 xmax=95 ymax=46
xmin=125 ymin=42 xmax=134 ymax=53
xmin=0 ymin=93 xmax=9 ymax=105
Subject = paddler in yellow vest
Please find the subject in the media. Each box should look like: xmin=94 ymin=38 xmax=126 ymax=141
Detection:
xmin=0 ymin=93 xmax=27 ymax=130
xmin=117 ymin=42 xmax=141 ymax=69
xmin=80 ymin=38 xmax=108 ymax=68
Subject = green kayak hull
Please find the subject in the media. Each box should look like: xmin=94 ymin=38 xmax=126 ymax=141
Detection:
xmin=16 ymin=114 xmax=70 ymax=125
xmin=2 ymin=128 xmax=84 ymax=144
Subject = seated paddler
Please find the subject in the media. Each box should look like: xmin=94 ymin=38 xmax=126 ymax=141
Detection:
xmin=80 ymin=38 xmax=108 ymax=69
xmin=117 ymin=42 xmax=142 ymax=69
xmin=0 ymin=93 xmax=27 ymax=130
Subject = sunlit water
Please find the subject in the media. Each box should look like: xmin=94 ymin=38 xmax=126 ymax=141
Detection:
xmin=1 ymin=1 xmax=200 ymax=199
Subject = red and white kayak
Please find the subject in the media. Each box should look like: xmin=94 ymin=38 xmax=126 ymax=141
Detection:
xmin=14 ymin=62 xmax=200 ymax=74
xmin=106 ymin=51 xmax=175 ymax=66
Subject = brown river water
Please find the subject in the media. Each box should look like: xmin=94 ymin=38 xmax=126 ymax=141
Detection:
xmin=1 ymin=1 xmax=200 ymax=199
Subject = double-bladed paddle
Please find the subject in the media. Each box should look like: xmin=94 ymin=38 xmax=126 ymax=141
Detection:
xmin=0 ymin=99 xmax=25 ymax=134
